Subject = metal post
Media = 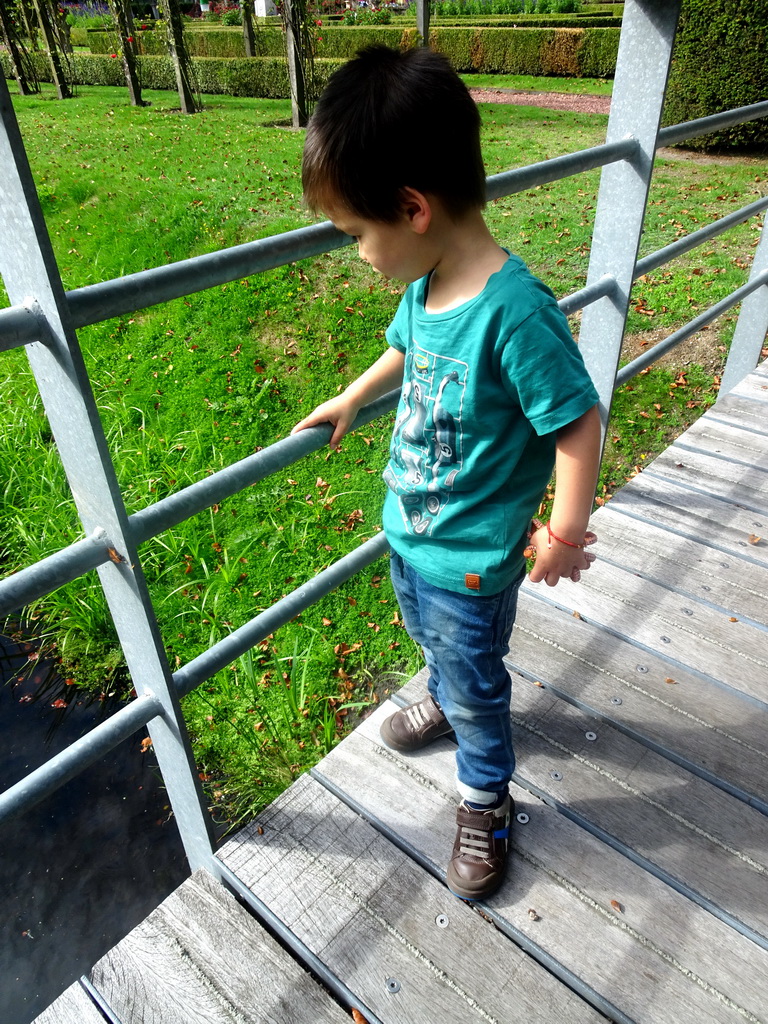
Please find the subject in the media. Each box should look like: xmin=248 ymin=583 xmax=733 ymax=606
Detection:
xmin=0 ymin=73 xmax=217 ymax=871
xmin=718 ymin=215 xmax=768 ymax=397
xmin=577 ymin=0 xmax=682 ymax=439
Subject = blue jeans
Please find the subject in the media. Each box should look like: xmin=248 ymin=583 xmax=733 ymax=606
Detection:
xmin=389 ymin=552 xmax=524 ymax=803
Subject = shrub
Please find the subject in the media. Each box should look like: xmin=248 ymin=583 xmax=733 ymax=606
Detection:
xmin=663 ymin=0 xmax=768 ymax=151
xmin=576 ymin=26 xmax=620 ymax=76
xmin=341 ymin=8 xmax=392 ymax=24
xmin=0 ymin=50 xmax=346 ymax=99
xmin=83 ymin=23 xmax=621 ymax=76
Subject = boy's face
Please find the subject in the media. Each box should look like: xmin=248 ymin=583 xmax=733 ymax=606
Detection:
xmin=322 ymin=200 xmax=434 ymax=284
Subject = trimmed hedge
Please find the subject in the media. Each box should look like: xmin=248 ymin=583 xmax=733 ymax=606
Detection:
xmin=433 ymin=26 xmax=618 ymax=74
xmin=87 ymin=24 xmax=619 ymax=75
xmin=663 ymin=0 xmax=768 ymax=151
xmin=0 ymin=51 xmax=346 ymax=99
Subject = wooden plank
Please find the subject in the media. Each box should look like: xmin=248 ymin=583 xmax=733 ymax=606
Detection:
xmin=219 ymin=773 xmax=604 ymax=1024
xmin=645 ymin=445 xmax=768 ymax=508
xmin=606 ymin=473 xmax=768 ymax=566
xmin=730 ymin=369 xmax=768 ymax=403
xmin=672 ymin=415 xmax=768 ymax=466
xmin=589 ymin=505 xmax=768 ymax=624
xmin=32 ymin=982 xmax=105 ymax=1024
xmin=520 ymin=559 xmax=768 ymax=705
xmin=88 ymin=869 xmax=349 ymax=1024
xmin=395 ymin=673 xmax=768 ymax=943
xmin=710 ymin=390 xmax=768 ymax=436
xmin=317 ymin=703 xmax=768 ymax=1024
xmin=506 ymin=598 xmax=768 ymax=806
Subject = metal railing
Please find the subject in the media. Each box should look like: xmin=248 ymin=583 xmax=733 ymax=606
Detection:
xmin=1 ymin=0 xmax=767 ymax=907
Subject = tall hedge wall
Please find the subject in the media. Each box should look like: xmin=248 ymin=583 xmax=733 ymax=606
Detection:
xmin=0 ymin=52 xmax=345 ymax=99
xmin=663 ymin=0 xmax=768 ymax=151
xmin=87 ymin=25 xmax=620 ymax=76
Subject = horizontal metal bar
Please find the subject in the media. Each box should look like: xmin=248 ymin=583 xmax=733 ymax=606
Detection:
xmin=66 ymin=220 xmax=350 ymax=328
xmin=62 ymin=142 xmax=636 ymax=329
xmin=658 ymin=101 xmax=768 ymax=148
xmin=486 ymin=138 xmax=639 ymax=202
xmin=0 ymin=529 xmax=112 ymax=619
xmin=130 ymin=389 xmax=400 ymax=545
xmin=0 ymin=302 xmax=42 ymax=352
xmin=616 ymin=269 xmax=768 ymax=386
xmin=174 ymin=530 xmax=391 ymax=698
xmin=558 ymin=274 xmax=616 ymax=316
xmin=0 ymin=692 xmax=164 ymax=823
xmin=635 ymin=194 xmax=768 ymax=279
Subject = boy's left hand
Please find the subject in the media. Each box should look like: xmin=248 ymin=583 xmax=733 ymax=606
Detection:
xmin=525 ymin=522 xmax=597 ymax=587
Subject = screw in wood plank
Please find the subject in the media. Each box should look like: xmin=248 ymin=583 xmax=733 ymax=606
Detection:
xmin=516 ymin=812 xmax=530 ymax=824
xmin=435 ymin=914 xmax=449 ymax=928
xmin=550 ymin=770 xmax=563 ymax=781
xmin=611 ymin=696 xmax=623 ymax=705
xmin=681 ymin=608 xmax=693 ymax=616
xmin=585 ymin=731 xmax=597 ymax=742
xmin=386 ymin=978 xmax=401 ymax=994
xmin=660 ymin=636 xmax=671 ymax=643
xmin=636 ymin=665 xmax=648 ymax=673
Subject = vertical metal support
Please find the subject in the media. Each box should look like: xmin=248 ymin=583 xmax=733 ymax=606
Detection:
xmin=0 ymin=74 xmax=217 ymax=871
xmin=719 ymin=216 xmax=768 ymax=397
xmin=416 ymin=0 xmax=430 ymax=46
xmin=577 ymin=0 xmax=682 ymax=439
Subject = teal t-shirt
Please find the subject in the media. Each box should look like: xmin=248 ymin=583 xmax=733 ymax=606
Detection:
xmin=383 ymin=252 xmax=599 ymax=596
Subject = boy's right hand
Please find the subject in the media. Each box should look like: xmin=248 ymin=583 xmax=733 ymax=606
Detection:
xmin=291 ymin=395 xmax=360 ymax=450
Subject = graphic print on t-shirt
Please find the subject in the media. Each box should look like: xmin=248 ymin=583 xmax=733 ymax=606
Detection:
xmin=384 ymin=344 xmax=467 ymax=537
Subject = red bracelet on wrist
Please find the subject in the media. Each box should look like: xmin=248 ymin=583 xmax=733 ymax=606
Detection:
xmin=546 ymin=522 xmax=584 ymax=549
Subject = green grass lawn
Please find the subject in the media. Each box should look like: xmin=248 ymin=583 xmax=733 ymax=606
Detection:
xmin=1 ymin=82 xmax=763 ymax=822
xmin=461 ymin=73 xmax=613 ymax=94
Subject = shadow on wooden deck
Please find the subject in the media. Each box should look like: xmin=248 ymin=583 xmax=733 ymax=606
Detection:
xmin=38 ymin=366 xmax=768 ymax=1023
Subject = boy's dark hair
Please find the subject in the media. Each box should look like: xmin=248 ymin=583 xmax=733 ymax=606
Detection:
xmin=302 ymin=45 xmax=486 ymax=223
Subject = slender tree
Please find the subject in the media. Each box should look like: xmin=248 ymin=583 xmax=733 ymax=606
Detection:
xmin=242 ymin=0 xmax=256 ymax=58
xmin=16 ymin=0 xmax=39 ymax=50
xmin=281 ymin=0 xmax=318 ymax=128
xmin=107 ymin=0 xmax=146 ymax=106
xmin=0 ymin=0 xmax=39 ymax=94
xmin=31 ymin=0 xmax=71 ymax=98
xmin=158 ymin=0 xmax=200 ymax=114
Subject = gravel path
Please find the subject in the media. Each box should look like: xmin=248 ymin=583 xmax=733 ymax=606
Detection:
xmin=469 ymin=87 xmax=611 ymax=114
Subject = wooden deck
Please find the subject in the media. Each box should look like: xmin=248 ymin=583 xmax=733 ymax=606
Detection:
xmin=37 ymin=366 xmax=768 ymax=1024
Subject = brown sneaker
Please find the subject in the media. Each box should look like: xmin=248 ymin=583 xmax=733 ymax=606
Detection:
xmin=446 ymin=793 xmax=513 ymax=901
xmin=379 ymin=694 xmax=453 ymax=752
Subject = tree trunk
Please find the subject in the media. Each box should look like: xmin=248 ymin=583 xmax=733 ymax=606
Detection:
xmin=0 ymin=1 xmax=38 ymax=94
xmin=282 ymin=0 xmax=307 ymax=128
xmin=159 ymin=0 xmax=200 ymax=114
xmin=32 ymin=0 xmax=71 ymax=99
xmin=109 ymin=0 xmax=145 ymax=106
xmin=242 ymin=0 xmax=256 ymax=58
xmin=17 ymin=0 xmax=40 ymax=51
xmin=416 ymin=0 xmax=430 ymax=45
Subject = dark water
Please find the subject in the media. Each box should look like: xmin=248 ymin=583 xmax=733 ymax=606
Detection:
xmin=0 ymin=633 xmax=190 ymax=1024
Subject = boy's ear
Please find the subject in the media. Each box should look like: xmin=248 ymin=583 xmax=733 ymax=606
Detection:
xmin=399 ymin=186 xmax=432 ymax=235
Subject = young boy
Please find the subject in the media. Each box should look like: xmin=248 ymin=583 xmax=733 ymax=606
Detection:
xmin=292 ymin=45 xmax=601 ymax=901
